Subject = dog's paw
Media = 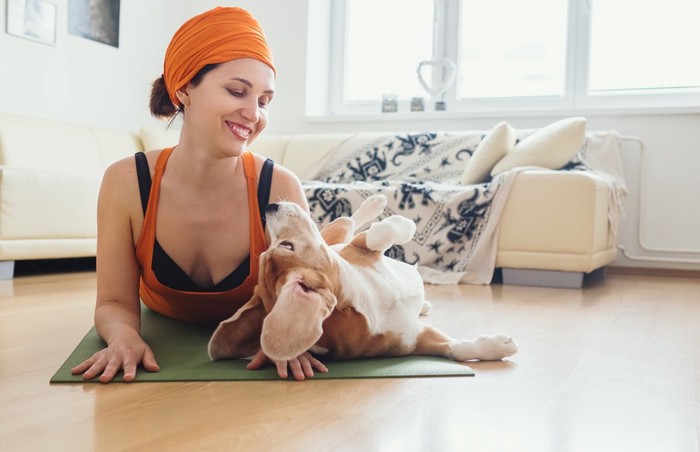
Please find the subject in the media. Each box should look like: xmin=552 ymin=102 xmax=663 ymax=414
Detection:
xmin=352 ymin=195 xmax=388 ymax=227
xmin=420 ymin=300 xmax=433 ymax=316
xmin=473 ymin=334 xmax=519 ymax=360
xmin=382 ymin=216 xmax=416 ymax=244
xmin=363 ymin=194 xmax=388 ymax=212
xmin=366 ymin=215 xmax=416 ymax=251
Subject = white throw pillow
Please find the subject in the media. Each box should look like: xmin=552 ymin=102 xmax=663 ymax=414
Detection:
xmin=140 ymin=126 xmax=181 ymax=151
xmin=460 ymin=121 xmax=516 ymax=185
xmin=490 ymin=117 xmax=587 ymax=176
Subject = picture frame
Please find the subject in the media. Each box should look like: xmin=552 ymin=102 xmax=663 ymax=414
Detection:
xmin=6 ymin=0 xmax=57 ymax=46
xmin=68 ymin=0 xmax=120 ymax=48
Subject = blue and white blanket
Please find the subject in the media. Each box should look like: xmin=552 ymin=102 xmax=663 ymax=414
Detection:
xmin=301 ymin=132 xmax=517 ymax=284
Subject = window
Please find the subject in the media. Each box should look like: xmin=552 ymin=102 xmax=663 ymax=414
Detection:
xmin=321 ymin=0 xmax=700 ymax=116
xmin=588 ymin=0 xmax=700 ymax=93
xmin=458 ymin=0 xmax=568 ymax=99
xmin=344 ymin=0 xmax=434 ymax=102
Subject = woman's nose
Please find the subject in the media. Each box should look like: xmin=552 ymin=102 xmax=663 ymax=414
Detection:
xmin=240 ymin=100 xmax=260 ymax=123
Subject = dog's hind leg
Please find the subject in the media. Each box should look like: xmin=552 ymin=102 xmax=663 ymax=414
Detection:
xmin=414 ymin=325 xmax=518 ymax=361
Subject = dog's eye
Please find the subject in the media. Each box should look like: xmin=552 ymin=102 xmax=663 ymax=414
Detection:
xmin=279 ymin=240 xmax=294 ymax=251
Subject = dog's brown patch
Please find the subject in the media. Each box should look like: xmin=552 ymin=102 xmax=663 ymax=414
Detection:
xmin=321 ymin=217 xmax=355 ymax=246
xmin=315 ymin=299 xmax=409 ymax=359
xmin=337 ymin=232 xmax=383 ymax=267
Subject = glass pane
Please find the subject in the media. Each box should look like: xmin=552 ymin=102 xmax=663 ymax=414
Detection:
xmin=589 ymin=0 xmax=700 ymax=92
xmin=458 ymin=0 xmax=568 ymax=98
xmin=345 ymin=0 xmax=434 ymax=102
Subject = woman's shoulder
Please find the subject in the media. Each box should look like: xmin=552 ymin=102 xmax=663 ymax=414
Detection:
xmin=247 ymin=151 xmax=296 ymax=180
xmin=100 ymin=150 xmax=167 ymax=203
xmin=247 ymin=152 xmax=308 ymax=210
xmin=104 ymin=149 xmax=163 ymax=178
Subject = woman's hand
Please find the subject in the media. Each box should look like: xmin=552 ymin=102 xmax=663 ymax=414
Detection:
xmin=70 ymin=332 xmax=160 ymax=383
xmin=247 ymin=349 xmax=328 ymax=381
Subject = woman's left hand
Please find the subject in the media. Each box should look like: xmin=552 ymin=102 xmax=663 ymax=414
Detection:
xmin=247 ymin=349 xmax=328 ymax=381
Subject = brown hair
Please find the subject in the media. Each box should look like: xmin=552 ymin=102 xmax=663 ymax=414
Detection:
xmin=149 ymin=64 xmax=220 ymax=119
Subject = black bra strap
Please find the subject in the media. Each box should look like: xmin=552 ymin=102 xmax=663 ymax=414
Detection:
xmin=134 ymin=152 xmax=151 ymax=215
xmin=257 ymin=158 xmax=274 ymax=228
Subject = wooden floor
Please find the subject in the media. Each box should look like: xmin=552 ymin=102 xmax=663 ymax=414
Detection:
xmin=1 ymin=266 xmax=699 ymax=451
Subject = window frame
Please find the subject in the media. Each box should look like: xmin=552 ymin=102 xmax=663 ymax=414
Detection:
xmin=321 ymin=0 xmax=700 ymax=118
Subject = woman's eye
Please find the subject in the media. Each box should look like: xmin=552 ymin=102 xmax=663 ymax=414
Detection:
xmin=226 ymin=88 xmax=244 ymax=97
xmin=279 ymin=241 xmax=294 ymax=251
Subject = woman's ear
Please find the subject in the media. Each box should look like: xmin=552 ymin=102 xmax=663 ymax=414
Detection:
xmin=175 ymin=88 xmax=190 ymax=107
xmin=208 ymin=296 xmax=266 ymax=360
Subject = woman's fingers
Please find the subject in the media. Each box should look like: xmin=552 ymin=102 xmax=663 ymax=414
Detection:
xmin=142 ymin=347 xmax=160 ymax=373
xmin=68 ymin=342 xmax=160 ymax=383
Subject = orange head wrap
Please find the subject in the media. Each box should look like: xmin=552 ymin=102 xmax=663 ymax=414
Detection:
xmin=163 ymin=7 xmax=275 ymax=107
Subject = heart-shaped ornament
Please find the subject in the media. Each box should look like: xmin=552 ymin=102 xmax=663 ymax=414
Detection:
xmin=416 ymin=58 xmax=457 ymax=99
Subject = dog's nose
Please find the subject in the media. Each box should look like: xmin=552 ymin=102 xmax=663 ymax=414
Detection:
xmin=265 ymin=203 xmax=279 ymax=214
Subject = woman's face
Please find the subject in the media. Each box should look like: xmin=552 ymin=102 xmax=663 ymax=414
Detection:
xmin=181 ymin=58 xmax=275 ymax=156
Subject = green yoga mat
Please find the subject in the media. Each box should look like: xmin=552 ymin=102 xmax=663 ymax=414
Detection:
xmin=51 ymin=307 xmax=474 ymax=383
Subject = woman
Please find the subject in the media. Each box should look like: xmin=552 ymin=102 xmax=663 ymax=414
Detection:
xmin=71 ymin=7 xmax=327 ymax=382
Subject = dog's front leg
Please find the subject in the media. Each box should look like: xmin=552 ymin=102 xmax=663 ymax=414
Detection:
xmin=414 ymin=325 xmax=518 ymax=362
xmin=363 ymin=215 xmax=416 ymax=253
xmin=320 ymin=195 xmax=388 ymax=246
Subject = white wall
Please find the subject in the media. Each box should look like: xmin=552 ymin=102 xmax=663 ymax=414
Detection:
xmin=0 ymin=0 xmax=182 ymax=131
xmin=1 ymin=0 xmax=698 ymax=270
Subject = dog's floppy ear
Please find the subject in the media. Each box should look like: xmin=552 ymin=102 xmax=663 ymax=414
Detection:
xmin=260 ymin=280 xmax=337 ymax=361
xmin=208 ymin=296 xmax=266 ymax=361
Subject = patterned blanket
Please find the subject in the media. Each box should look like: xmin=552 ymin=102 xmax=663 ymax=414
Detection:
xmin=301 ymin=131 xmax=626 ymax=285
xmin=302 ymin=132 xmax=517 ymax=284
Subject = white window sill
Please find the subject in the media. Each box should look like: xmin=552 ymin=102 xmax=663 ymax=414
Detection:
xmin=305 ymin=105 xmax=700 ymax=124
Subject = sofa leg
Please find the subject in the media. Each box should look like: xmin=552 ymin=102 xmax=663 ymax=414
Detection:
xmin=502 ymin=268 xmax=586 ymax=289
xmin=0 ymin=261 xmax=15 ymax=280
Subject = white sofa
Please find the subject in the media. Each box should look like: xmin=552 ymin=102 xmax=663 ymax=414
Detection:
xmin=0 ymin=113 xmax=621 ymax=287
xmin=0 ymin=113 xmax=143 ymax=279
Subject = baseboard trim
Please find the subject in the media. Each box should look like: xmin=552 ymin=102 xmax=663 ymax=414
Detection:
xmin=608 ymin=266 xmax=700 ymax=279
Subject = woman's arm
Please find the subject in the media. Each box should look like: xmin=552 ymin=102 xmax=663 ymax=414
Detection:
xmin=71 ymin=158 xmax=159 ymax=383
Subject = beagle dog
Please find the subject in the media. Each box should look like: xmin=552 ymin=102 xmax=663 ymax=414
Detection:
xmin=208 ymin=195 xmax=518 ymax=365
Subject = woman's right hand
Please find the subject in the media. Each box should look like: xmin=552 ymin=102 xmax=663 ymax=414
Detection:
xmin=70 ymin=332 xmax=160 ymax=383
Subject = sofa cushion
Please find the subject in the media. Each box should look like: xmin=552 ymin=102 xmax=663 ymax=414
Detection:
xmin=460 ymin=121 xmax=516 ymax=185
xmin=491 ymin=117 xmax=586 ymax=176
xmin=0 ymin=167 xmax=100 ymax=239
xmin=140 ymin=126 xmax=180 ymax=151
xmin=0 ymin=113 xmax=105 ymax=174
xmin=247 ymin=135 xmax=291 ymax=164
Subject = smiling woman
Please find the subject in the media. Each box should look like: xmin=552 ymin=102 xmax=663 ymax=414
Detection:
xmin=69 ymin=6 xmax=324 ymax=384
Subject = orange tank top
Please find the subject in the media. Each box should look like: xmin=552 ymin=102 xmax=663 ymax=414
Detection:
xmin=135 ymin=148 xmax=268 ymax=325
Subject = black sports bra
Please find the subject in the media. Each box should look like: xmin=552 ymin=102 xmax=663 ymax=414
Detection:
xmin=134 ymin=151 xmax=274 ymax=292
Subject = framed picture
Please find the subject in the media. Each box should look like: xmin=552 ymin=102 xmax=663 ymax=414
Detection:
xmin=68 ymin=0 xmax=120 ymax=48
xmin=6 ymin=0 xmax=57 ymax=46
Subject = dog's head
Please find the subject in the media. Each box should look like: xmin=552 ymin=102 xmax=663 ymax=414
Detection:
xmin=208 ymin=202 xmax=339 ymax=362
